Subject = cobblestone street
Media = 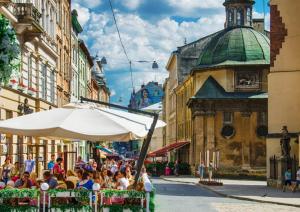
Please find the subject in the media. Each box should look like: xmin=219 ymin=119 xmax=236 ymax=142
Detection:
xmin=154 ymin=178 xmax=300 ymax=212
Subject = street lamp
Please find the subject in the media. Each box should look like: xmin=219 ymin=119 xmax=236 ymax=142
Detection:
xmin=152 ymin=61 xmax=159 ymax=69
xmin=135 ymin=60 xmax=159 ymax=69
xmin=100 ymin=56 xmax=107 ymax=65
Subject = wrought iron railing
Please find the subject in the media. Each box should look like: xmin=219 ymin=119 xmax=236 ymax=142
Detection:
xmin=269 ymin=155 xmax=298 ymax=181
xmin=14 ymin=3 xmax=41 ymax=25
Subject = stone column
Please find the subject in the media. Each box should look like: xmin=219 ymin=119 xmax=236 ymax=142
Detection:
xmin=241 ymin=111 xmax=251 ymax=169
xmin=194 ymin=113 xmax=205 ymax=165
xmin=206 ymin=112 xmax=216 ymax=151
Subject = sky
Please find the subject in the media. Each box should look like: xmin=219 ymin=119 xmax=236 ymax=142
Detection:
xmin=73 ymin=0 xmax=270 ymax=105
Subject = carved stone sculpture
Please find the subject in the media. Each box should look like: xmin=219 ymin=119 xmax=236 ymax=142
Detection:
xmin=280 ymin=126 xmax=291 ymax=158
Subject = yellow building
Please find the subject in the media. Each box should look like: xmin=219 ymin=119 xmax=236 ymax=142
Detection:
xmin=56 ymin=0 xmax=72 ymax=107
xmin=267 ymin=0 xmax=300 ymax=185
xmin=164 ymin=0 xmax=270 ymax=173
xmin=0 ymin=1 xmax=61 ymax=174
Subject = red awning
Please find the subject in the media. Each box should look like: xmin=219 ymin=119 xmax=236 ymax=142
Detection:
xmin=147 ymin=141 xmax=190 ymax=158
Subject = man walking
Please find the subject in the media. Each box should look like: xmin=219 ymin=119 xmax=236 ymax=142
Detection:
xmin=198 ymin=161 xmax=205 ymax=181
xmin=47 ymin=154 xmax=55 ymax=172
xmin=24 ymin=154 xmax=35 ymax=174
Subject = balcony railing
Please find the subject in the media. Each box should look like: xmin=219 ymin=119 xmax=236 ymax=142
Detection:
xmin=0 ymin=0 xmax=13 ymax=6
xmin=14 ymin=3 xmax=43 ymax=33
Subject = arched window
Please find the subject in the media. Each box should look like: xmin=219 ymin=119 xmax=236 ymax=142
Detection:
xmin=228 ymin=9 xmax=234 ymax=26
xmin=237 ymin=8 xmax=244 ymax=25
xmin=247 ymin=7 xmax=252 ymax=26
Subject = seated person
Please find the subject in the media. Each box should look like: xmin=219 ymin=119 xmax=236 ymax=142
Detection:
xmin=6 ymin=180 xmax=15 ymax=189
xmin=43 ymin=170 xmax=58 ymax=189
xmin=76 ymin=170 xmax=93 ymax=190
xmin=56 ymin=173 xmax=67 ymax=189
xmin=66 ymin=170 xmax=79 ymax=188
xmin=15 ymin=172 xmax=32 ymax=189
xmin=116 ymin=170 xmax=129 ymax=190
xmin=84 ymin=160 xmax=94 ymax=172
xmin=29 ymin=172 xmax=37 ymax=187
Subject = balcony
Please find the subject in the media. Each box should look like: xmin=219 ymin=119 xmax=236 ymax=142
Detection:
xmin=13 ymin=3 xmax=43 ymax=41
xmin=0 ymin=0 xmax=13 ymax=6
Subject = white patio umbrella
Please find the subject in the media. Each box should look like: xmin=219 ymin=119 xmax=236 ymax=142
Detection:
xmin=0 ymin=102 xmax=166 ymax=141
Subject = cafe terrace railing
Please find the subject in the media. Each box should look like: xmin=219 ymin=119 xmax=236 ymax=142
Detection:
xmin=0 ymin=179 xmax=154 ymax=212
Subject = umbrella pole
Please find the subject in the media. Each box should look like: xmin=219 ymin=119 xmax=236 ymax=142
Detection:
xmin=133 ymin=113 xmax=158 ymax=188
xmin=80 ymin=97 xmax=159 ymax=188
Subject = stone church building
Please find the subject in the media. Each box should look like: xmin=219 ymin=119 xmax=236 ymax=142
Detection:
xmin=164 ymin=0 xmax=270 ymax=172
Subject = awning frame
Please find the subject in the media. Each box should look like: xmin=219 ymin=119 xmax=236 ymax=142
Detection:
xmin=80 ymin=97 xmax=158 ymax=189
xmin=148 ymin=141 xmax=190 ymax=158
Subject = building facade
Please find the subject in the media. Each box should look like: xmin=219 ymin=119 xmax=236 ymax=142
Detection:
xmin=267 ymin=0 xmax=300 ymax=185
xmin=78 ymin=40 xmax=93 ymax=99
xmin=0 ymin=0 xmax=65 ymax=175
xmin=56 ymin=0 xmax=71 ymax=107
xmin=164 ymin=0 xmax=270 ymax=173
xmin=70 ymin=9 xmax=83 ymax=102
xmin=0 ymin=0 xmax=111 ymax=173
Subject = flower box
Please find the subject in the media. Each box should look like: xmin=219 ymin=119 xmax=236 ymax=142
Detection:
xmin=17 ymin=82 xmax=27 ymax=92
xmin=27 ymin=87 xmax=37 ymax=96
xmin=9 ymin=79 xmax=18 ymax=89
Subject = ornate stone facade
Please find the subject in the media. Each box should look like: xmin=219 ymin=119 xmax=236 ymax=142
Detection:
xmin=164 ymin=0 xmax=270 ymax=172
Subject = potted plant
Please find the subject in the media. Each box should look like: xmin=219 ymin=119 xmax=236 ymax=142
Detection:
xmin=27 ymin=86 xmax=36 ymax=96
xmin=9 ymin=79 xmax=18 ymax=89
xmin=17 ymin=82 xmax=27 ymax=92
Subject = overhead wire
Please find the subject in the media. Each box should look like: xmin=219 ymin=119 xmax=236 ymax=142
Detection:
xmin=108 ymin=0 xmax=134 ymax=91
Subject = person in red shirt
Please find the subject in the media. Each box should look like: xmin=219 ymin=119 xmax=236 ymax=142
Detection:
xmin=53 ymin=157 xmax=64 ymax=177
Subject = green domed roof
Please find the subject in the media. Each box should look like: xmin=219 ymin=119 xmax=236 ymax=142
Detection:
xmin=198 ymin=27 xmax=270 ymax=68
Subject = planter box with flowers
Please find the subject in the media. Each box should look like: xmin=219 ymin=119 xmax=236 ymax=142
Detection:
xmin=27 ymin=86 xmax=36 ymax=96
xmin=9 ymin=79 xmax=18 ymax=89
xmin=17 ymin=82 xmax=27 ymax=92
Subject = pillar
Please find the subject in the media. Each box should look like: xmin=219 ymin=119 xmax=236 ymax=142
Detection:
xmin=241 ymin=112 xmax=251 ymax=169
xmin=194 ymin=114 xmax=205 ymax=165
xmin=206 ymin=113 xmax=216 ymax=151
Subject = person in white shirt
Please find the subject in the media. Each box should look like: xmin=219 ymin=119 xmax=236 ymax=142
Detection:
xmin=110 ymin=161 xmax=118 ymax=175
xmin=116 ymin=170 xmax=129 ymax=190
xmin=293 ymin=167 xmax=300 ymax=192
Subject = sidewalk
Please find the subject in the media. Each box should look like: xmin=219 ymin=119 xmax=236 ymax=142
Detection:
xmin=161 ymin=176 xmax=300 ymax=207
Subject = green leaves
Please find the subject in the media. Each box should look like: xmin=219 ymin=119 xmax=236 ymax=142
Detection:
xmin=101 ymin=189 xmax=146 ymax=198
xmin=0 ymin=15 xmax=20 ymax=85
xmin=0 ymin=188 xmax=40 ymax=198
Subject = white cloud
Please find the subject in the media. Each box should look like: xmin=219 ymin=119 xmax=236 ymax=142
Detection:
xmin=81 ymin=10 xmax=225 ymax=89
xmin=110 ymin=89 xmax=116 ymax=96
xmin=73 ymin=0 xmax=102 ymax=9
xmin=168 ymin=0 xmax=224 ymax=9
xmin=121 ymin=0 xmax=142 ymax=10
